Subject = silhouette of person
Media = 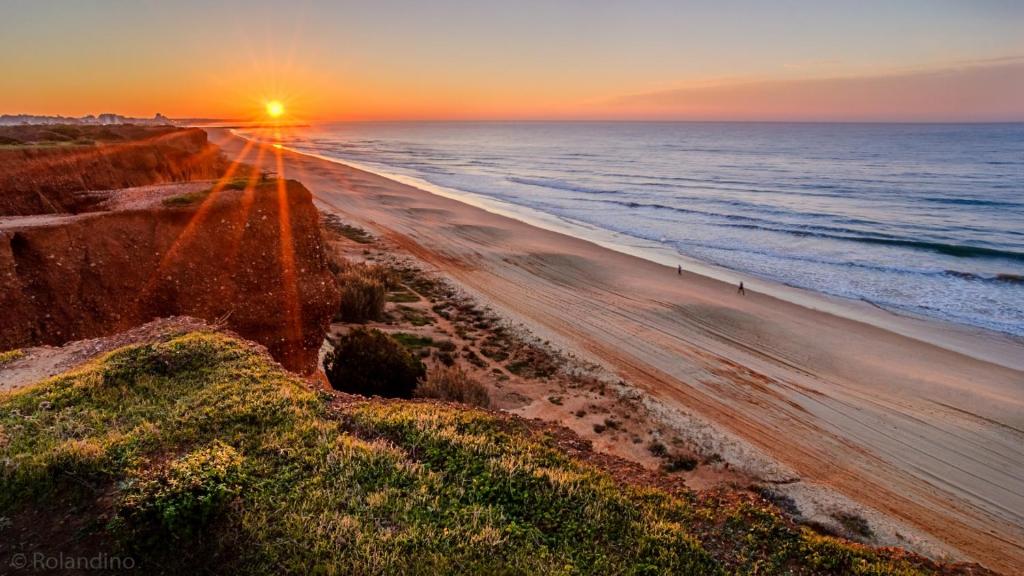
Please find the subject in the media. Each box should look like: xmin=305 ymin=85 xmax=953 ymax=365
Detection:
xmin=677 ymin=264 xmax=682 ymax=275
xmin=737 ymin=281 xmax=745 ymax=295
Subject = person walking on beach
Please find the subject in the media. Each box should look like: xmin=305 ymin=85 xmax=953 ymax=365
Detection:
xmin=677 ymin=264 xmax=682 ymax=276
xmin=737 ymin=281 xmax=745 ymax=295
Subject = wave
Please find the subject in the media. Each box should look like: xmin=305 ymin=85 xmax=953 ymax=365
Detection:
xmin=271 ymin=123 xmax=1024 ymax=337
xmin=856 ymin=237 xmax=1024 ymax=262
xmin=573 ymin=197 xmax=1024 ymax=262
xmin=944 ymin=271 xmax=1024 ymax=284
xmin=922 ymin=197 xmax=1024 ymax=208
xmin=507 ymin=176 xmax=621 ymax=196
xmin=667 ymin=234 xmax=1024 ymax=280
xmin=301 ymin=140 xmax=1024 ymax=266
xmin=711 ymin=222 xmax=1024 ymax=261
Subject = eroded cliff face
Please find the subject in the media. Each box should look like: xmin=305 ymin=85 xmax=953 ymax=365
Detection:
xmin=0 ymin=180 xmax=339 ymax=373
xmin=0 ymin=127 xmax=227 ymax=216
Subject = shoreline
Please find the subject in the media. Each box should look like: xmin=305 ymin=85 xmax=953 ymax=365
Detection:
xmin=239 ymin=129 xmax=1024 ymax=372
xmin=211 ymin=128 xmax=1024 ymax=572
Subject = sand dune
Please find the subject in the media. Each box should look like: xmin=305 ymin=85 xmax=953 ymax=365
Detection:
xmin=209 ymin=129 xmax=1024 ymax=573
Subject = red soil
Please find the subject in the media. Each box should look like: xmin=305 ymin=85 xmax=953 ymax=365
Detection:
xmin=0 ymin=127 xmax=227 ymax=216
xmin=0 ymin=179 xmax=339 ymax=373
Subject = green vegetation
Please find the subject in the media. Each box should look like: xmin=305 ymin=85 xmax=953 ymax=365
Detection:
xmin=397 ymin=304 xmax=434 ymax=326
xmin=415 ymin=364 xmax=490 ymax=408
xmin=391 ymin=332 xmax=435 ymax=349
xmin=120 ymin=440 xmax=245 ymax=538
xmin=163 ymin=178 xmax=250 ymax=206
xmin=0 ymin=332 xmax=957 ymax=574
xmin=323 ymin=214 xmax=376 ymax=244
xmin=216 ymin=178 xmax=250 ymax=192
xmin=324 ymin=327 xmax=425 ymax=398
xmin=0 ymin=124 xmax=178 ymax=148
xmin=0 ymin=349 xmax=24 ymax=366
xmin=161 ymin=190 xmax=209 ymax=207
xmin=387 ymin=289 xmax=421 ymax=303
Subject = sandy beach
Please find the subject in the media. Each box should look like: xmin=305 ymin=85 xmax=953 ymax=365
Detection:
xmin=209 ymin=129 xmax=1024 ymax=572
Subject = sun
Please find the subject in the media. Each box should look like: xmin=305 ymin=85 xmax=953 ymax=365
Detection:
xmin=265 ymin=100 xmax=285 ymax=118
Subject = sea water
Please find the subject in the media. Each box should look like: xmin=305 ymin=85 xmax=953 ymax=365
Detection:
xmin=260 ymin=122 xmax=1024 ymax=337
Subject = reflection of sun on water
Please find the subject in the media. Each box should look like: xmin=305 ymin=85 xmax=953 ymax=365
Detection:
xmin=266 ymin=100 xmax=284 ymax=118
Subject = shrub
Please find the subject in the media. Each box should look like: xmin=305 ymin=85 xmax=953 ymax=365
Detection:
xmin=414 ymin=364 xmax=491 ymax=408
xmin=324 ymin=328 xmax=425 ymax=398
xmin=338 ymin=272 xmax=386 ymax=323
xmin=662 ymin=455 xmax=698 ymax=472
xmin=336 ymin=261 xmax=397 ymax=289
xmin=50 ymin=125 xmax=82 ymax=138
xmin=834 ymin=511 xmax=873 ymax=539
xmin=322 ymin=214 xmax=375 ymax=244
xmin=37 ymin=130 xmax=73 ymax=142
xmin=336 ymin=265 xmax=392 ymax=323
xmin=647 ymin=440 xmax=667 ymax=457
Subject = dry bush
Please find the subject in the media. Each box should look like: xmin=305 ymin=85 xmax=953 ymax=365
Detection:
xmin=415 ymin=364 xmax=491 ymax=408
xmin=337 ymin=267 xmax=387 ymax=323
xmin=334 ymin=260 xmax=397 ymax=289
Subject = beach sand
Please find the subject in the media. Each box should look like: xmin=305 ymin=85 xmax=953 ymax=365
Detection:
xmin=209 ymin=129 xmax=1024 ymax=572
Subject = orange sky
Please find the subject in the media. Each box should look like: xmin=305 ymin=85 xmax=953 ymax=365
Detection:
xmin=2 ymin=1 xmax=1022 ymax=121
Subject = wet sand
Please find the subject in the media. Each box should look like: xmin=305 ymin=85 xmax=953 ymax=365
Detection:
xmin=209 ymin=129 xmax=1024 ymax=573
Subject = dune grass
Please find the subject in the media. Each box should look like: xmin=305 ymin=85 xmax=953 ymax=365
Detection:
xmin=414 ymin=364 xmax=491 ymax=408
xmin=161 ymin=178 xmax=250 ymax=207
xmin=0 ymin=332 xmax=950 ymax=575
xmin=0 ymin=349 xmax=23 ymax=366
xmin=161 ymin=190 xmax=209 ymax=207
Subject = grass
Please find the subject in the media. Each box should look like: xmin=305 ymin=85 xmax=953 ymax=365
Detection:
xmin=0 ymin=332 xmax=957 ymax=575
xmin=336 ymin=223 xmax=375 ymax=244
xmin=323 ymin=214 xmax=375 ymax=244
xmin=162 ymin=179 xmax=249 ymax=207
xmin=0 ymin=349 xmax=24 ymax=366
xmin=162 ymin=190 xmax=209 ymax=207
xmin=387 ymin=290 xmax=421 ymax=303
xmin=397 ymin=305 xmax=434 ymax=326
xmin=391 ymin=332 xmax=435 ymax=350
xmin=0 ymin=140 xmax=85 ymax=149
xmin=414 ymin=364 xmax=491 ymax=408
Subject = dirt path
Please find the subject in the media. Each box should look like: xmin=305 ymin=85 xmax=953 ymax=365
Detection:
xmin=0 ymin=317 xmax=216 ymax=392
xmin=209 ymin=129 xmax=1024 ymax=573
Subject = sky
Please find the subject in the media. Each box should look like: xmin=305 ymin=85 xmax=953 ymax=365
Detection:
xmin=2 ymin=0 xmax=1023 ymax=121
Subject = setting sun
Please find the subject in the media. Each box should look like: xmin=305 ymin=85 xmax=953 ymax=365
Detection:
xmin=266 ymin=100 xmax=284 ymax=118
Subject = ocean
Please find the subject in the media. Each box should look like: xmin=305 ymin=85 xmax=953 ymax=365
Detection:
xmin=256 ymin=122 xmax=1024 ymax=337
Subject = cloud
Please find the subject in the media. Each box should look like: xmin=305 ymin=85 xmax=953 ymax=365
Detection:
xmin=609 ymin=58 xmax=1024 ymax=121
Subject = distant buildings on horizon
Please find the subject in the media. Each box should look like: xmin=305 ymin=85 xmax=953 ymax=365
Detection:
xmin=0 ymin=113 xmax=174 ymax=126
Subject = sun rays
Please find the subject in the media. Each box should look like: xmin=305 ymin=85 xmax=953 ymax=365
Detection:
xmin=121 ymin=124 xmax=307 ymax=367
xmin=273 ymin=145 xmax=304 ymax=366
